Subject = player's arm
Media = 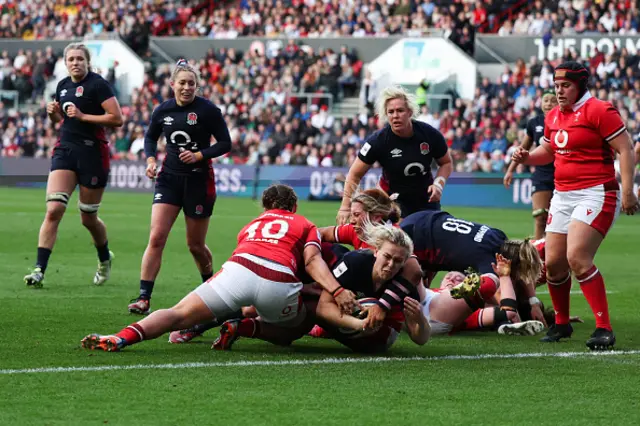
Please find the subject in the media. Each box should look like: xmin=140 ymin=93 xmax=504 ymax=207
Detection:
xmin=304 ymin=244 xmax=358 ymax=314
xmin=340 ymin=158 xmax=371 ymax=216
xmin=318 ymin=226 xmax=338 ymax=243
xmin=428 ymin=129 xmax=453 ymax=202
xmin=515 ymin=141 xmax=554 ymax=166
xmin=505 ymin=134 xmax=533 ymax=177
xmin=75 ymin=97 xmax=124 ymax=128
xmin=316 ymin=290 xmax=365 ymax=331
xmin=403 ymin=296 xmax=431 ymax=346
xmin=48 ymin=82 xmax=64 ymax=123
xmin=634 ymin=141 xmax=640 ymax=165
xmin=196 ymin=106 xmax=232 ymax=161
xmin=609 ymin=131 xmax=636 ymax=200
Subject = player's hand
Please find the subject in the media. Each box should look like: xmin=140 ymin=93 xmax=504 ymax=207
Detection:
xmin=334 ymin=288 xmax=358 ymax=315
xmin=46 ymin=101 xmax=61 ymax=116
xmin=503 ymin=170 xmax=514 ymax=189
xmin=336 ymin=207 xmax=350 ymax=225
xmin=65 ymin=104 xmax=84 ymax=120
xmin=491 ymin=253 xmax=511 ymax=277
xmin=361 ymin=303 xmax=386 ymax=330
xmin=530 ymin=303 xmax=548 ymax=328
xmin=621 ymin=190 xmax=639 ymax=215
xmin=146 ymin=161 xmax=158 ymax=179
xmin=403 ymin=297 xmax=424 ymax=325
xmin=179 ymin=150 xmax=199 ymax=164
xmin=511 ymin=147 xmax=529 ymax=165
xmin=427 ymin=184 xmax=443 ymax=203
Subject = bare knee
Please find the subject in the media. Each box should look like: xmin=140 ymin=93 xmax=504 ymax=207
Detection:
xmin=45 ymin=203 xmax=66 ymax=223
xmin=534 ymin=214 xmax=547 ymax=230
xmin=567 ymin=252 xmax=592 ymax=277
xmin=188 ymin=241 xmax=206 ymax=258
xmin=80 ymin=212 xmax=99 ymax=228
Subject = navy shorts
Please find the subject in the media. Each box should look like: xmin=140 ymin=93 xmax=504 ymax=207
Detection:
xmin=531 ymin=173 xmax=554 ymax=194
xmin=50 ymin=142 xmax=110 ymax=189
xmin=153 ymin=170 xmax=216 ymax=218
xmin=397 ymin=197 xmax=441 ymax=218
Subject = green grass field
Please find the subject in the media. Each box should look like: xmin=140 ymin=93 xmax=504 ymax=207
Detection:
xmin=1 ymin=187 xmax=640 ymax=425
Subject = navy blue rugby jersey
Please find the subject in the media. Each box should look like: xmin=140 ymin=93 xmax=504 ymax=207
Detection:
xmin=144 ymin=96 xmax=231 ymax=175
xmin=358 ymin=120 xmax=448 ymax=196
xmin=526 ymin=115 xmax=554 ymax=178
xmin=55 ymin=71 xmax=116 ymax=145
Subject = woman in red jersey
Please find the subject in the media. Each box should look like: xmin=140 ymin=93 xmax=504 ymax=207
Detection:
xmin=512 ymin=61 xmax=639 ymax=350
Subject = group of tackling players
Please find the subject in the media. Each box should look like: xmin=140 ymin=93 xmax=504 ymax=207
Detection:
xmin=24 ymin=42 xmax=637 ymax=354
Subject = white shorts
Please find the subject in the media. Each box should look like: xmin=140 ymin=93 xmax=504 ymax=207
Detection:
xmin=546 ymin=182 xmax=621 ymax=236
xmin=194 ymin=253 xmax=304 ymax=325
xmin=421 ymin=289 xmax=453 ymax=335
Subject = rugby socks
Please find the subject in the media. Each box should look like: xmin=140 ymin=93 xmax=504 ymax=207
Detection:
xmin=115 ymin=323 xmax=146 ymax=346
xmin=547 ymin=273 xmax=571 ymax=325
xmin=36 ymin=247 xmax=52 ymax=273
xmin=461 ymin=309 xmax=486 ymax=331
xmin=96 ymin=241 xmax=111 ymax=263
xmin=201 ymin=271 xmax=213 ymax=282
xmin=237 ymin=318 xmax=260 ymax=338
xmin=465 ymin=274 xmax=499 ymax=310
xmin=139 ymin=280 xmax=155 ymax=300
xmin=577 ymin=265 xmax=612 ymax=331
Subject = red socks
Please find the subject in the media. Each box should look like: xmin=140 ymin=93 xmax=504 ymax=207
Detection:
xmin=547 ymin=273 xmax=571 ymax=325
xmin=576 ymin=265 xmax=612 ymax=331
xmin=115 ymin=323 xmax=146 ymax=345
xmin=237 ymin=318 xmax=259 ymax=338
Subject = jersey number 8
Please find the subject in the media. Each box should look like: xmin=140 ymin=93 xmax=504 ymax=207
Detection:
xmin=245 ymin=220 xmax=289 ymax=240
xmin=442 ymin=217 xmax=474 ymax=235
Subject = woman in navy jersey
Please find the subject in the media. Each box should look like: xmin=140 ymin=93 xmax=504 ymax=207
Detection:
xmin=336 ymin=85 xmax=453 ymax=224
xmin=24 ymin=43 xmax=123 ymax=289
xmin=504 ymin=89 xmax=558 ymax=239
xmin=128 ymin=59 xmax=231 ymax=315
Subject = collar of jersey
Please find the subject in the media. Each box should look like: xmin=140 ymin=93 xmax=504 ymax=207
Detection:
xmin=571 ymin=91 xmax=592 ymax=112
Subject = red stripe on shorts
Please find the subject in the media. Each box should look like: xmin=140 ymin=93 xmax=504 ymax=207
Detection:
xmin=230 ymin=255 xmax=299 ymax=283
xmin=590 ymin=190 xmax=618 ymax=236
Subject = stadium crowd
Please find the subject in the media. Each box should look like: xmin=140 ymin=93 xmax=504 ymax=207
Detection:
xmin=2 ymin=0 xmax=640 ymax=173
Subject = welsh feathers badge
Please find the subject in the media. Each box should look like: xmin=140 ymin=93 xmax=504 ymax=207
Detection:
xmin=187 ymin=112 xmax=198 ymax=125
xmin=420 ymin=142 xmax=430 ymax=155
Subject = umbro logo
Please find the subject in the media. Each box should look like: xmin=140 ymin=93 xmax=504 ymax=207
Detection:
xmin=390 ymin=148 xmax=403 ymax=157
xmin=535 ymin=125 xmax=543 ymax=132
xmin=60 ymin=89 xmax=67 ymax=97
xmin=154 ymin=193 xmax=163 ymax=200
xmin=163 ymin=116 xmax=174 ymax=125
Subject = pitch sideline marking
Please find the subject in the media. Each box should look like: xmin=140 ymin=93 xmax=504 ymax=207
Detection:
xmin=2 ymin=350 xmax=640 ymax=375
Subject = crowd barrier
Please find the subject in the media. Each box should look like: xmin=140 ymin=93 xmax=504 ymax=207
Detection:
xmin=0 ymin=158 xmax=562 ymax=210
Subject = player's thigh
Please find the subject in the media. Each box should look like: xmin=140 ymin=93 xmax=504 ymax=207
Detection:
xmin=183 ymin=172 xmax=216 ymax=219
xmin=545 ymin=190 xmax=573 ymax=234
xmin=77 ymin=144 xmax=110 ymax=190
xmin=153 ymin=172 xmax=185 ymax=209
xmin=77 ymin=184 xmax=105 ymax=205
xmin=193 ymin=262 xmax=258 ymax=317
xmin=566 ymin=220 xmax=604 ymax=269
xmin=531 ymin=189 xmax=553 ymax=211
xmin=543 ymin=232 xmax=569 ymax=278
xmin=184 ymin=215 xmax=210 ymax=248
xmin=254 ymin=281 xmax=304 ymax=326
xmin=171 ymin=292 xmax=217 ymax=326
xmin=148 ymin=203 xmax=181 ymax=243
xmin=46 ymin=169 xmax=77 ymax=198
xmin=570 ymin=186 xmax=620 ymax=237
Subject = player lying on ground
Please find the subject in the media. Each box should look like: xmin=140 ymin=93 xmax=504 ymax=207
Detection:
xmin=211 ymin=222 xmax=430 ymax=353
xmin=81 ymin=184 xmax=358 ymax=352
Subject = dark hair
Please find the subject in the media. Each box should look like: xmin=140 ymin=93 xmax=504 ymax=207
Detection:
xmin=261 ymin=184 xmax=298 ymax=212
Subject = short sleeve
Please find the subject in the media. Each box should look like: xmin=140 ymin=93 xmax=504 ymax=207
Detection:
xmin=331 ymin=257 xmax=357 ymax=289
xmin=543 ymin=113 xmax=553 ymax=143
xmin=94 ymin=77 xmax=116 ymax=104
xmin=592 ymin=101 xmax=626 ymax=142
xmin=54 ymin=80 xmax=63 ymax=103
xmin=335 ymin=224 xmax=358 ymax=247
xmin=303 ymin=222 xmax=322 ymax=251
xmin=358 ymin=132 xmax=380 ymax=165
xmin=526 ymin=118 xmax=535 ymax=139
xmin=425 ymin=125 xmax=448 ymax=159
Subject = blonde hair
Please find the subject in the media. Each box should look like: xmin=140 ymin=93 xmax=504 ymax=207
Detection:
xmin=171 ymin=59 xmax=201 ymax=87
xmin=351 ymin=188 xmax=401 ymax=223
xmin=361 ymin=221 xmax=414 ymax=258
xmin=499 ymin=239 xmax=542 ymax=287
xmin=375 ymin=85 xmax=419 ymax=125
xmin=63 ymin=43 xmax=92 ymax=69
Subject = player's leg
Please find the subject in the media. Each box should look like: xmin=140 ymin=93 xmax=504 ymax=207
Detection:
xmin=82 ymin=291 xmax=215 ymax=352
xmin=567 ymin=184 xmax=620 ymax=349
xmin=77 ymin=185 xmax=113 ymax=285
xmin=129 ymin=203 xmax=181 ymax=314
xmin=25 ymin=168 xmax=77 ymax=287
xmin=184 ymin=172 xmax=215 ymax=281
xmin=531 ymin=189 xmax=552 ymax=240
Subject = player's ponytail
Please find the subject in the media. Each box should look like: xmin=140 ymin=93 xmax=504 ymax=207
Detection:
xmin=351 ymin=188 xmax=402 ymax=224
xmin=499 ymin=238 xmax=542 ymax=287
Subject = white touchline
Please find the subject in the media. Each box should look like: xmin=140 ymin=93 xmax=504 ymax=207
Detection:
xmin=2 ymin=350 xmax=640 ymax=375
